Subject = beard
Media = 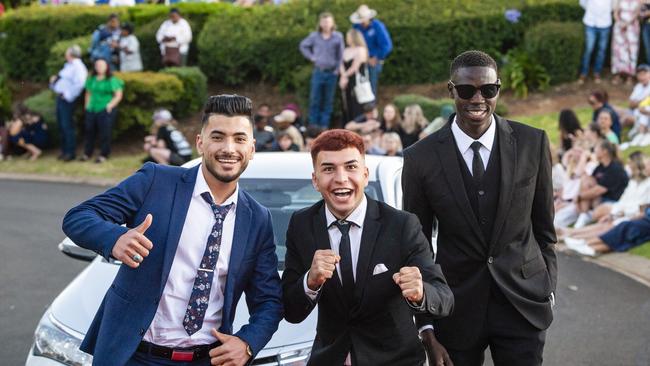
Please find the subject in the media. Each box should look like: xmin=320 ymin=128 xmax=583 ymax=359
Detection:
xmin=203 ymin=154 xmax=250 ymax=183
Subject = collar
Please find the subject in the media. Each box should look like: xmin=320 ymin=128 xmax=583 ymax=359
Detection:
xmin=325 ymin=195 xmax=367 ymax=229
xmin=194 ymin=164 xmax=239 ymax=207
xmin=451 ymin=115 xmax=496 ymax=154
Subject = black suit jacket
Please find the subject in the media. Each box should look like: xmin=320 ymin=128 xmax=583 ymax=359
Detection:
xmin=402 ymin=115 xmax=558 ymax=349
xmin=282 ymin=197 xmax=454 ymax=366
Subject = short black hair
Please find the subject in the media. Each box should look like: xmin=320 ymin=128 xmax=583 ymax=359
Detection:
xmin=170 ymin=7 xmax=180 ymax=14
xmin=108 ymin=13 xmax=119 ymax=21
xmin=121 ymin=22 xmax=134 ymax=34
xmin=201 ymin=94 xmax=253 ymax=127
xmin=450 ymin=50 xmax=498 ymax=78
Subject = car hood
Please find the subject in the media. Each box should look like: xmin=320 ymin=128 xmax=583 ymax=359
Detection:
xmin=49 ymin=256 xmax=316 ymax=349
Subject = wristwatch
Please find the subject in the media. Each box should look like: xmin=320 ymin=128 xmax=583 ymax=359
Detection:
xmin=246 ymin=344 xmax=253 ymax=358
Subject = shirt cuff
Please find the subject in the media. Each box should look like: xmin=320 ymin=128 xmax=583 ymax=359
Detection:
xmin=406 ymin=292 xmax=427 ymax=312
xmin=418 ymin=325 xmax=434 ymax=334
xmin=303 ymin=270 xmax=321 ymax=301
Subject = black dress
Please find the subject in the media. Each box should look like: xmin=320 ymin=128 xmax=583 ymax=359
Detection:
xmin=342 ymin=60 xmax=367 ymax=123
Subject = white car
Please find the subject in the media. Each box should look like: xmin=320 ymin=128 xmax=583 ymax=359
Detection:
xmin=26 ymin=152 xmax=405 ymax=366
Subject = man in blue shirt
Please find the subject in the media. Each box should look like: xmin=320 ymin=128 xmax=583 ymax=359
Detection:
xmin=350 ymin=4 xmax=393 ymax=94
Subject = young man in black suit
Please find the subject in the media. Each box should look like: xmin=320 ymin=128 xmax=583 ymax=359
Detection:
xmin=402 ymin=50 xmax=557 ymax=366
xmin=282 ymin=129 xmax=454 ymax=366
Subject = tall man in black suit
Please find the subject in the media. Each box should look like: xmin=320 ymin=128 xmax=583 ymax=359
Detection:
xmin=402 ymin=50 xmax=557 ymax=366
xmin=282 ymin=129 xmax=454 ymax=366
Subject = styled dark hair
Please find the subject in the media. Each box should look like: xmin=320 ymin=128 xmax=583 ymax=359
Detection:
xmin=590 ymin=89 xmax=609 ymax=104
xmin=92 ymin=58 xmax=113 ymax=78
xmin=450 ymin=50 xmax=498 ymax=77
xmin=201 ymin=94 xmax=253 ymax=126
xmin=121 ymin=22 xmax=134 ymax=34
xmin=559 ymin=109 xmax=582 ymax=134
xmin=170 ymin=7 xmax=180 ymax=15
xmin=310 ymin=129 xmax=365 ymax=163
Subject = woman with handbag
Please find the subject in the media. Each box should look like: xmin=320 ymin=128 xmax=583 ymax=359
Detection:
xmin=339 ymin=29 xmax=372 ymax=124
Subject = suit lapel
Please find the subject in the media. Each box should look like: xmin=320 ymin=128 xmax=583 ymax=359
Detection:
xmin=312 ymin=203 xmax=347 ymax=304
xmin=353 ymin=197 xmax=381 ymax=302
xmin=489 ymin=116 xmax=517 ymax=251
xmin=435 ymin=122 xmax=487 ymax=246
xmin=159 ymin=165 xmax=199 ymax=293
xmin=221 ymin=190 xmax=252 ymax=331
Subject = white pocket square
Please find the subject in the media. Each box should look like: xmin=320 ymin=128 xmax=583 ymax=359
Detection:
xmin=372 ymin=263 xmax=388 ymax=275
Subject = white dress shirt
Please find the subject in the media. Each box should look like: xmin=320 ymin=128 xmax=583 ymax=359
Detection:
xmin=156 ymin=18 xmax=193 ymax=55
xmin=580 ymin=0 xmax=614 ymax=28
xmin=451 ymin=115 xmax=496 ymax=174
xmin=144 ymin=165 xmax=238 ymax=347
xmin=51 ymin=58 xmax=87 ymax=103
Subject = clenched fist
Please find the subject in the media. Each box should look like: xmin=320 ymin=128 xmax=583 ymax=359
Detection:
xmin=392 ymin=266 xmax=424 ymax=304
xmin=307 ymin=249 xmax=340 ymax=291
xmin=111 ymin=214 xmax=153 ymax=268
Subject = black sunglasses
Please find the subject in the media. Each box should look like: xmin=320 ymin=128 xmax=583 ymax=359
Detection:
xmin=449 ymin=81 xmax=501 ymax=100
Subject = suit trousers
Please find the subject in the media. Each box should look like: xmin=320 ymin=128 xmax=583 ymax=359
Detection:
xmin=445 ymin=283 xmax=546 ymax=366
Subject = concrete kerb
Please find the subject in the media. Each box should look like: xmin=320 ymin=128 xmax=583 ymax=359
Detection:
xmin=0 ymin=172 xmax=117 ymax=187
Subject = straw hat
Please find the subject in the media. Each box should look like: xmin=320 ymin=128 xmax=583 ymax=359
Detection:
xmin=273 ymin=109 xmax=297 ymax=125
xmin=349 ymin=4 xmax=377 ymax=24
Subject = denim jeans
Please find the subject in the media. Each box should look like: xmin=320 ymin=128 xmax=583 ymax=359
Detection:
xmin=368 ymin=61 xmax=383 ymax=94
xmin=642 ymin=22 xmax=650 ymax=64
xmin=308 ymin=68 xmax=337 ymax=128
xmin=56 ymin=96 xmax=77 ymax=157
xmin=580 ymin=25 xmax=611 ymax=76
xmin=84 ymin=109 xmax=116 ymax=158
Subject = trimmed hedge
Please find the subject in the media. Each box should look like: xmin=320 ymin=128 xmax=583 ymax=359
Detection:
xmin=198 ymin=0 xmax=583 ymax=86
xmin=160 ymin=66 xmax=207 ymax=117
xmin=0 ymin=73 xmax=11 ymax=120
xmin=525 ymin=21 xmax=584 ymax=85
xmin=393 ymin=94 xmax=508 ymax=120
xmin=46 ymin=35 xmax=92 ymax=79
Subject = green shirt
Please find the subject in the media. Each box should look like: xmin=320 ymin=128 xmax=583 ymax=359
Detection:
xmin=85 ymin=76 xmax=124 ymax=113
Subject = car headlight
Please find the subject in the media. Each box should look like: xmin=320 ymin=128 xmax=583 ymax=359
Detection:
xmin=33 ymin=310 xmax=92 ymax=366
xmin=277 ymin=344 xmax=311 ymax=366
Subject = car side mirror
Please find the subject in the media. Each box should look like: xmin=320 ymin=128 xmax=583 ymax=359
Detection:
xmin=58 ymin=237 xmax=97 ymax=262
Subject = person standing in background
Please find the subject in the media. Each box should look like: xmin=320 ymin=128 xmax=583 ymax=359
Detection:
xmin=610 ymin=0 xmax=641 ymax=85
xmin=350 ymin=4 xmax=392 ymax=94
xmin=579 ymin=0 xmax=614 ymax=84
xmin=300 ymin=12 xmax=344 ymax=129
xmin=640 ymin=0 xmax=650 ymax=63
xmin=50 ymin=45 xmax=88 ymax=162
xmin=119 ymin=22 xmax=143 ymax=72
xmin=339 ymin=29 xmax=369 ymax=124
xmin=156 ymin=8 xmax=193 ymax=66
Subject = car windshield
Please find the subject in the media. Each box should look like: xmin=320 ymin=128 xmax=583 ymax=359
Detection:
xmin=238 ymin=178 xmax=382 ymax=270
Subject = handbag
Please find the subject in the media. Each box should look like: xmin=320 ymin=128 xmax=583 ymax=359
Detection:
xmin=354 ymin=65 xmax=375 ymax=105
xmin=162 ymin=46 xmax=182 ymax=67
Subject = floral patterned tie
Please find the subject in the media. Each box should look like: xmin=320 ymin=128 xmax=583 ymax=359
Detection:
xmin=183 ymin=192 xmax=233 ymax=336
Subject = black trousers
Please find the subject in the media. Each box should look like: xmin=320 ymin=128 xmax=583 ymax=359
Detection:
xmin=446 ymin=284 xmax=546 ymax=366
xmin=84 ymin=109 xmax=116 ymax=158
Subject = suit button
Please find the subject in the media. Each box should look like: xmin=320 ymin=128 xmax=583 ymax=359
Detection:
xmin=487 ymin=256 xmax=494 ymax=264
xmin=478 ymin=190 xmax=485 ymax=196
xmin=481 ymin=218 xmax=487 ymax=225
xmin=140 ymin=328 xmax=146 ymax=336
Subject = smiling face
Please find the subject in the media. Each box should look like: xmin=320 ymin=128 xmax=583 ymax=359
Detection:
xmin=312 ymin=147 xmax=369 ymax=220
xmin=196 ymin=114 xmax=255 ymax=184
xmin=449 ymin=66 xmax=498 ymax=132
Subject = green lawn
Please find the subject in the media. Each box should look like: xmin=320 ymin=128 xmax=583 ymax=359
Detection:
xmin=629 ymin=242 xmax=650 ymax=258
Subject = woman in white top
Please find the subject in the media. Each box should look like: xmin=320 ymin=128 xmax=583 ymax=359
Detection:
xmin=561 ymin=151 xmax=650 ymax=239
xmin=156 ymin=8 xmax=193 ymax=66
xmin=119 ymin=23 xmax=143 ymax=72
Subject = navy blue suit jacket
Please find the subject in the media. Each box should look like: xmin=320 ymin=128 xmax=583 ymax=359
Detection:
xmin=62 ymin=163 xmax=283 ymax=365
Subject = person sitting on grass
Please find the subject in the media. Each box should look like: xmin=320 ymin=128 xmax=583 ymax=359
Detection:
xmin=272 ymin=130 xmax=299 ymax=152
xmin=560 ymin=151 xmax=650 ymax=240
xmin=142 ymin=109 xmax=192 ymax=166
xmin=381 ymin=131 xmax=402 ymax=157
xmin=565 ymin=205 xmax=650 ymax=257
xmin=597 ymin=109 xmax=620 ymax=145
xmin=345 ymin=102 xmax=381 ymax=134
xmin=7 ymin=107 xmax=49 ymax=161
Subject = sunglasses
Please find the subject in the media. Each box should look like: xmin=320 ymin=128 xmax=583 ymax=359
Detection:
xmin=449 ymin=81 xmax=501 ymax=100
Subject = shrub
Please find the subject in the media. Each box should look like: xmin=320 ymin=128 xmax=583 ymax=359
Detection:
xmin=500 ymin=48 xmax=550 ymax=98
xmin=160 ymin=66 xmax=207 ymax=117
xmin=0 ymin=6 xmax=129 ymax=80
xmin=525 ymin=21 xmax=584 ymax=84
xmin=393 ymin=94 xmax=508 ymax=120
xmin=46 ymin=36 xmax=92 ymax=79
xmin=0 ymin=74 xmax=11 ymax=121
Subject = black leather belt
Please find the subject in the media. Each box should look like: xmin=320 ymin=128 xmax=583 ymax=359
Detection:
xmin=137 ymin=340 xmax=221 ymax=361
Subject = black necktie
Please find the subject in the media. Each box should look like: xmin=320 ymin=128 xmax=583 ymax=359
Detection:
xmin=470 ymin=141 xmax=485 ymax=184
xmin=333 ymin=220 xmax=355 ymax=304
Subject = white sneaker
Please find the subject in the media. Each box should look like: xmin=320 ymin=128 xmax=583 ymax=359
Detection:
xmin=574 ymin=212 xmax=592 ymax=229
xmin=564 ymin=237 xmax=596 ymax=256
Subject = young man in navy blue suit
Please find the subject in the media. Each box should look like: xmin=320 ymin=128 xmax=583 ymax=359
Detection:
xmin=63 ymin=95 xmax=283 ymax=366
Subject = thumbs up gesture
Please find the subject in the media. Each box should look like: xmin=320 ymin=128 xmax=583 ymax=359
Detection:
xmin=111 ymin=214 xmax=153 ymax=268
xmin=209 ymin=328 xmax=251 ymax=366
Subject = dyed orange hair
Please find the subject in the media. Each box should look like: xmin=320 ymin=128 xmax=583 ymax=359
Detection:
xmin=310 ymin=129 xmax=365 ymax=162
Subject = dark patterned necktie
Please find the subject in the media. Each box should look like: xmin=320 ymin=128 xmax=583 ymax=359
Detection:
xmin=332 ymin=220 xmax=355 ymax=304
xmin=183 ymin=192 xmax=233 ymax=336
xmin=470 ymin=141 xmax=485 ymax=184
